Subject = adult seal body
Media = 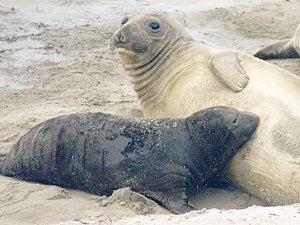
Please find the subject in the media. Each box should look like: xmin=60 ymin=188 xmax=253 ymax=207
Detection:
xmin=0 ymin=107 xmax=258 ymax=214
xmin=254 ymin=23 xmax=300 ymax=59
xmin=111 ymin=10 xmax=300 ymax=206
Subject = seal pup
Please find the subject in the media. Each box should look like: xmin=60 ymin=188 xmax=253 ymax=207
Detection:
xmin=111 ymin=10 xmax=300 ymax=206
xmin=254 ymin=23 xmax=300 ymax=59
xmin=0 ymin=107 xmax=258 ymax=214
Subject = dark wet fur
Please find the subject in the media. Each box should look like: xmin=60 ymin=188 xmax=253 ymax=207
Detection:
xmin=0 ymin=107 xmax=258 ymax=214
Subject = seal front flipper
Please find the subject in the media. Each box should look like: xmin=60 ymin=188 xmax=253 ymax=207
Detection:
xmin=209 ymin=51 xmax=249 ymax=92
xmin=154 ymin=188 xmax=195 ymax=214
xmin=254 ymin=23 xmax=300 ymax=59
xmin=254 ymin=39 xmax=299 ymax=59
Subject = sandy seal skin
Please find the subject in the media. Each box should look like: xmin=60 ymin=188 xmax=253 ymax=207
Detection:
xmin=0 ymin=107 xmax=258 ymax=214
xmin=112 ymin=10 xmax=300 ymax=206
xmin=254 ymin=23 xmax=300 ymax=59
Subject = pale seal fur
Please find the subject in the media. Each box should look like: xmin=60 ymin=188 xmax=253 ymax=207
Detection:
xmin=111 ymin=10 xmax=300 ymax=206
xmin=254 ymin=23 xmax=300 ymax=59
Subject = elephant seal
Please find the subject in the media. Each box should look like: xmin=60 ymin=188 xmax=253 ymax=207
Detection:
xmin=0 ymin=107 xmax=258 ymax=214
xmin=254 ymin=23 xmax=300 ymax=59
xmin=111 ymin=10 xmax=300 ymax=206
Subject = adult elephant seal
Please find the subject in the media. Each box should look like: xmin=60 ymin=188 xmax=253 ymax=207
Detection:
xmin=254 ymin=23 xmax=300 ymax=59
xmin=111 ymin=10 xmax=300 ymax=206
xmin=0 ymin=107 xmax=258 ymax=214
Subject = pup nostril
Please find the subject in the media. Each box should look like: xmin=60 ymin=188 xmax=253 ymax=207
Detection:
xmin=119 ymin=32 xmax=126 ymax=43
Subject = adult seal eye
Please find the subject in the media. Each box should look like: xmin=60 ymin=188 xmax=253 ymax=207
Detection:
xmin=143 ymin=19 xmax=165 ymax=38
xmin=121 ymin=17 xmax=128 ymax=25
xmin=149 ymin=22 xmax=160 ymax=30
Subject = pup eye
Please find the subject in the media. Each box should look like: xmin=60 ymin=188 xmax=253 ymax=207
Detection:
xmin=121 ymin=17 xmax=128 ymax=25
xmin=149 ymin=22 xmax=160 ymax=30
xmin=233 ymin=118 xmax=237 ymax=124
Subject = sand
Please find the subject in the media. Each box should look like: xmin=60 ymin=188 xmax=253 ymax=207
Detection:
xmin=1 ymin=0 xmax=300 ymax=224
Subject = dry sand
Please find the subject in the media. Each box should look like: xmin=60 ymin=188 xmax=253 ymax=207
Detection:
xmin=1 ymin=0 xmax=300 ymax=224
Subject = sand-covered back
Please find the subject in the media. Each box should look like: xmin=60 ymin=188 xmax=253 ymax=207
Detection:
xmin=1 ymin=0 xmax=300 ymax=224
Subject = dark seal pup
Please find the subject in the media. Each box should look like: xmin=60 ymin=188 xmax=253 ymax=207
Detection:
xmin=0 ymin=106 xmax=258 ymax=214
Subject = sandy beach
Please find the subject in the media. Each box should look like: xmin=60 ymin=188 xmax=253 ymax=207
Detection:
xmin=1 ymin=0 xmax=300 ymax=224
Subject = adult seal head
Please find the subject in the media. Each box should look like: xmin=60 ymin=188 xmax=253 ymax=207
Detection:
xmin=0 ymin=107 xmax=258 ymax=214
xmin=254 ymin=23 xmax=300 ymax=59
xmin=112 ymin=10 xmax=300 ymax=206
xmin=111 ymin=11 xmax=198 ymax=106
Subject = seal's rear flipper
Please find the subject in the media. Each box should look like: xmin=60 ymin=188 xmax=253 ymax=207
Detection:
xmin=209 ymin=52 xmax=249 ymax=92
xmin=0 ymin=151 xmax=7 ymax=174
xmin=254 ymin=39 xmax=299 ymax=59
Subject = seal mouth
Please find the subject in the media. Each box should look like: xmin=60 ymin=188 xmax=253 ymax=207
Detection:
xmin=110 ymin=35 xmax=137 ymax=58
xmin=110 ymin=35 xmax=125 ymax=53
xmin=115 ymin=47 xmax=139 ymax=66
xmin=117 ymin=47 xmax=136 ymax=57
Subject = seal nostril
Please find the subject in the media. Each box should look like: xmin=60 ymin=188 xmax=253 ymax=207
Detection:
xmin=120 ymin=32 xmax=126 ymax=43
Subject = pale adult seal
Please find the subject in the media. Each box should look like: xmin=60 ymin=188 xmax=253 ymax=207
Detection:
xmin=0 ymin=107 xmax=258 ymax=214
xmin=111 ymin=10 xmax=300 ymax=206
xmin=254 ymin=23 xmax=300 ymax=59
